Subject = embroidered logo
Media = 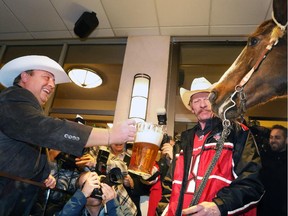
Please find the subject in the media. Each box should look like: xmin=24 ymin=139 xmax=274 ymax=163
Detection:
xmin=198 ymin=134 xmax=204 ymax=141
xmin=213 ymin=133 xmax=221 ymax=141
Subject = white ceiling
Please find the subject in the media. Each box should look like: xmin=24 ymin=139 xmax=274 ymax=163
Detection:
xmin=0 ymin=0 xmax=273 ymax=41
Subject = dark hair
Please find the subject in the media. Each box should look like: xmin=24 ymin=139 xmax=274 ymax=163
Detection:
xmin=271 ymin=124 xmax=287 ymax=138
xmin=13 ymin=70 xmax=34 ymax=85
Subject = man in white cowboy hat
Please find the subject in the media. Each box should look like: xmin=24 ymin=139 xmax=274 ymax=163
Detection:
xmin=0 ymin=55 xmax=136 ymax=216
xmin=162 ymin=77 xmax=264 ymax=216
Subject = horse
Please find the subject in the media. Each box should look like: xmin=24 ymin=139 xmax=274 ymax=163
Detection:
xmin=209 ymin=0 xmax=287 ymax=120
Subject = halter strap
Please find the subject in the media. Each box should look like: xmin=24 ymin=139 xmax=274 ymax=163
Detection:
xmin=238 ymin=42 xmax=273 ymax=88
xmin=272 ymin=11 xmax=288 ymax=31
xmin=238 ymin=12 xmax=286 ymax=89
xmin=227 ymin=26 xmax=279 ymax=118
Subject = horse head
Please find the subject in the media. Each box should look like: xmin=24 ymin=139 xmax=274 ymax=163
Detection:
xmin=209 ymin=0 xmax=287 ymax=120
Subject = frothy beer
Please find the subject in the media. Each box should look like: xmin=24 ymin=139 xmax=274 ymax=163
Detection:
xmin=128 ymin=122 xmax=165 ymax=175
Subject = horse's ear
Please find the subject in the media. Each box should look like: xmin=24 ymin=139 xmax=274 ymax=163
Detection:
xmin=273 ymin=0 xmax=287 ymax=25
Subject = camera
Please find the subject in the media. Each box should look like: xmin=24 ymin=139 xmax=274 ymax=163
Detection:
xmin=95 ymin=149 xmax=110 ymax=175
xmin=55 ymin=152 xmax=78 ymax=170
xmin=90 ymin=167 xmax=124 ymax=199
xmin=159 ymin=133 xmax=171 ymax=149
xmin=55 ymin=148 xmax=91 ymax=171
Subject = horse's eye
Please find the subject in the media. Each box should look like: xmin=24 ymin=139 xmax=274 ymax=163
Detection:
xmin=247 ymin=37 xmax=259 ymax=46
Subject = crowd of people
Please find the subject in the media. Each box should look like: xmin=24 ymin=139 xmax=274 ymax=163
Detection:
xmin=0 ymin=55 xmax=286 ymax=216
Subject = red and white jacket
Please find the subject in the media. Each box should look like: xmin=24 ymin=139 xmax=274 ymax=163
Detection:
xmin=164 ymin=117 xmax=264 ymax=216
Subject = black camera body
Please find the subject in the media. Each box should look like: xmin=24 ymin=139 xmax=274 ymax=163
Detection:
xmin=55 ymin=148 xmax=91 ymax=171
xmin=95 ymin=149 xmax=110 ymax=175
xmin=55 ymin=152 xmax=77 ymax=170
xmin=160 ymin=133 xmax=171 ymax=149
xmin=90 ymin=167 xmax=124 ymax=199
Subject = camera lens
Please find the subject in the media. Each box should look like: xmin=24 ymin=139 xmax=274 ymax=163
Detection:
xmin=90 ymin=187 xmax=103 ymax=199
xmin=108 ymin=167 xmax=124 ymax=185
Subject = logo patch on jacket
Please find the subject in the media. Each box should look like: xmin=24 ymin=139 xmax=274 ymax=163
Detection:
xmin=213 ymin=133 xmax=221 ymax=141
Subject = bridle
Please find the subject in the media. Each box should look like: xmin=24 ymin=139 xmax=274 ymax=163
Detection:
xmin=223 ymin=14 xmax=287 ymax=121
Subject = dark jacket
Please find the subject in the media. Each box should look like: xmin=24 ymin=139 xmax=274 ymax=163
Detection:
xmin=171 ymin=117 xmax=264 ymax=216
xmin=257 ymin=148 xmax=287 ymax=216
xmin=0 ymin=85 xmax=92 ymax=216
xmin=0 ymin=85 xmax=92 ymax=179
xmin=57 ymin=189 xmax=122 ymax=216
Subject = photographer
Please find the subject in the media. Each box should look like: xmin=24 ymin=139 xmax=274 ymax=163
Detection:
xmin=95 ymin=145 xmax=138 ymax=216
xmin=57 ymin=171 xmax=120 ymax=216
xmin=31 ymin=147 xmax=99 ymax=215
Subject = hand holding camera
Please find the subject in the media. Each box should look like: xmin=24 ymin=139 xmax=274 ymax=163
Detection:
xmin=161 ymin=140 xmax=174 ymax=161
xmin=90 ymin=167 xmax=124 ymax=199
xmin=80 ymin=171 xmax=117 ymax=205
xmin=81 ymin=172 xmax=101 ymax=198
xmin=123 ymin=174 xmax=134 ymax=189
xmin=99 ymin=183 xmax=117 ymax=203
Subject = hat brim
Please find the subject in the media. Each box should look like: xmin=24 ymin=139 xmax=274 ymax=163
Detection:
xmin=0 ymin=55 xmax=71 ymax=87
xmin=180 ymin=87 xmax=211 ymax=111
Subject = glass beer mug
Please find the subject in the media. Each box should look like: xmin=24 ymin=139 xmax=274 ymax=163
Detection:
xmin=128 ymin=122 xmax=166 ymax=176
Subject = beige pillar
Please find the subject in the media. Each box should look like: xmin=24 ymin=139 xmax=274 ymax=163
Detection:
xmin=114 ymin=36 xmax=170 ymax=124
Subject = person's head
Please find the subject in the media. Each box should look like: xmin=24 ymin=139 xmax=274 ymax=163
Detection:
xmin=269 ymin=125 xmax=287 ymax=152
xmin=110 ymin=143 xmax=125 ymax=155
xmin=77 ymin=171 xmax=102 ymax=207
xmin=0 ymin=55 xmax=70 ymax=106
xmin=180 ymin=77 xmax=214 ymax=125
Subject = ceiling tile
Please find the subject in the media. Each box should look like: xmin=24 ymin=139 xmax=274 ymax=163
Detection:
xmin=113 ymin=27 xmax=160 ymax=37
xmin=210 ymin=25 xmax=259 ymax=36
xmin=161 ymin=26 xmax=209 ymax=36
xmin=31 ymin=31 xmax=73 ymax=39
xmin=211 ymin=0 xmax=272 ymax=25
xmin=3 ymin=0 xmax=67 ymax=31
xmin=101 ymin=0 xmax=158 ymax=28
xmin=156 ymin=0 xmax=211 ymax=26
xmin=0 ymin=1 xmax=26 ymax=33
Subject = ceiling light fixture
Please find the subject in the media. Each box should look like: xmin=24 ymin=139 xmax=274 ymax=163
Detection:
xmin=68 ymin=68 xmax=102 ymax=88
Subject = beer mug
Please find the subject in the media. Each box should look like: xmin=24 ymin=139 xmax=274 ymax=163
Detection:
xmin=128 ymin=122 xmax=165 ymax=176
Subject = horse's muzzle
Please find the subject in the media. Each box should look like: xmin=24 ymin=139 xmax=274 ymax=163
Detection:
xmin=208 ymin=91 xmax=217 ymax=104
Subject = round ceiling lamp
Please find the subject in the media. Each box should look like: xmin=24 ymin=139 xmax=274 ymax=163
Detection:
xmin=68 ymin=68 xmax=102 ymax=88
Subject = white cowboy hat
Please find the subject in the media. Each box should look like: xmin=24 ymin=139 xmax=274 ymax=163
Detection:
xmin=0 ymin=55 xmax=71 ymax=87
xmin=180 ymin=77 xmax=212 ymax=111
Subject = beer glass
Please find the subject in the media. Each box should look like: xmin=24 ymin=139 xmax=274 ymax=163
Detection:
xmin=128 ymin=122 xmax=165 ymax=175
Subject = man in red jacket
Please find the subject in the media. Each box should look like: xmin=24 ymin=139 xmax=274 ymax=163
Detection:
xmin=163 ymin=77 xmax=264 ymax=216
